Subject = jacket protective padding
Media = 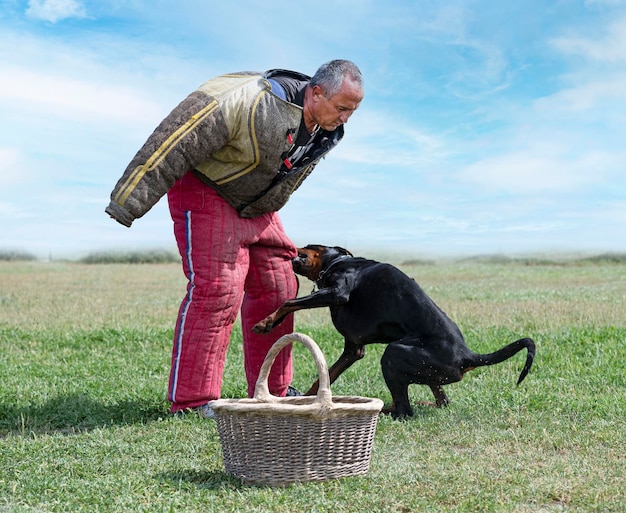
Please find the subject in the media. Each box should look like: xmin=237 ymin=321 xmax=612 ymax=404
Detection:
xmin=106 ymin=71 xmax=344 ymax=225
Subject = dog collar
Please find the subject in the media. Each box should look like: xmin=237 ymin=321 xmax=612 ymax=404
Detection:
xmin=316 ymin=255 xmax=352 ymax=284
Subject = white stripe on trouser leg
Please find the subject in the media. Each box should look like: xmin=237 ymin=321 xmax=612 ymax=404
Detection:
xmin=169 ymin=210 xmax=195 ymax=403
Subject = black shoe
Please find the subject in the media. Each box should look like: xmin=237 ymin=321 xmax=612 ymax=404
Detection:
xmin=172 ymin=404 xmax=215 ymax=419
xmin=286 ymin=386 xmax=303 ymax=397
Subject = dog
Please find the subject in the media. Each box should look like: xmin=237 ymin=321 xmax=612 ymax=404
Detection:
xmin=253 ymin=245 xmax=536 ymax=419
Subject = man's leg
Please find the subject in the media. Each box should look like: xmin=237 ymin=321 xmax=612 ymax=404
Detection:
xmin=167 ymin=172 xmax=248 ymax=412
xmin=240 ymin=215 xmax=298 ymax=397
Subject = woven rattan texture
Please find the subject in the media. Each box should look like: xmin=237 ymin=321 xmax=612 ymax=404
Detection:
xmin=214 ymin=407 xmax=379 ymax=485
xmin=209 ymin=333 xmax=383 ymax=486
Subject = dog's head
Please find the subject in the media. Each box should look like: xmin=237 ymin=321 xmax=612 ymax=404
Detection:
xmin=292 ymin=244 xmax=353 ymax=281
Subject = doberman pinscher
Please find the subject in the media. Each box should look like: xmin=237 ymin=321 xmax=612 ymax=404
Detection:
xmin=253 ymin=244 xmax=536 ymax=419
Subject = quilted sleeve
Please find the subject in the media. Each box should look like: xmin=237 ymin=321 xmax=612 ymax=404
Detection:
xmin=105 ymin=90 xmax=229 ymax=227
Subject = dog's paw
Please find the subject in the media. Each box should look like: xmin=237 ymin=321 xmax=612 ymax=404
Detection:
xmin=382 ymin=405 xmax=413 ymax=420
xmin=252 ymin=318 xmax=274 ymax=334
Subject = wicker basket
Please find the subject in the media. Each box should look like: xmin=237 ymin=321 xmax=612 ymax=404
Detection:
xmin=208 ymin=332 xmax=384 ymax=486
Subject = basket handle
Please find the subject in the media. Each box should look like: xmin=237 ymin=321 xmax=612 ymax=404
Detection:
xmin=254 ymin=332 xmax=333 ymax=410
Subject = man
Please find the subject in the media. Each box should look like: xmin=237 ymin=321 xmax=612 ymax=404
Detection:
xmin=106 ymin=60 xmax=363 ymax=416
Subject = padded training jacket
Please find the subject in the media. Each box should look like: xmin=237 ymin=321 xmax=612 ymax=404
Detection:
xmin=105 ymin=69 xmax=344 ymax=226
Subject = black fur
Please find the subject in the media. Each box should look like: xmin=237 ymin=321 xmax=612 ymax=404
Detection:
xmin=253 ymin=245 xmax=535 ymax=418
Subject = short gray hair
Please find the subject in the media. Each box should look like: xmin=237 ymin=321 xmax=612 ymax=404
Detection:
xmin=310 ymin=60 xmax=363 ymax=98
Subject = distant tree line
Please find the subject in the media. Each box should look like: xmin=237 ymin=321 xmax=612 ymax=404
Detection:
xmin=78 ymin=250 xmax=179 ymax=264
xmin=0 ymin=249 xmax=179 ymax=264
xmin=3 ymin=248 xmax=626 ymax=265
xmin=0 ymin=250 xmax=37 ymax=261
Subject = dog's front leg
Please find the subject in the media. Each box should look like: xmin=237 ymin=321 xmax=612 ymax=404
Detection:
xmin=252 ymin=302 xmax=300 ymax=334
xmin=252 ymin=288 xmax=346 ymax=334
xmin=305 ymin=341 xmax=365 ymax=395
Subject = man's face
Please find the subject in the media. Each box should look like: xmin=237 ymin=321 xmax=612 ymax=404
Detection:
xmin=311 ymin=77 xmax=363 ymax=130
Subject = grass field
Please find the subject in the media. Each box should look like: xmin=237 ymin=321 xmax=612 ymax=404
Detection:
xmin=1 ymin=259 xmax=625 ymax=512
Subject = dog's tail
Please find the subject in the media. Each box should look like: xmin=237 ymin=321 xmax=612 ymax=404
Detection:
xmin=468 ymin=337 xmax=535 ymax=385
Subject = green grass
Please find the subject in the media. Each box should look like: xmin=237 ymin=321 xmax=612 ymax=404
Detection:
xmin=1 ymin=260 xmax=625 ymax=512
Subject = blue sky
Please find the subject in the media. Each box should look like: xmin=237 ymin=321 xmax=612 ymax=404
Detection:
xmin=1 ymin=0 xmax=625 ymax=259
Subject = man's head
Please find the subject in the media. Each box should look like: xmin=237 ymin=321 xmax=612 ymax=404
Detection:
xmin=305 ymin=60 xmax=364 ymax=131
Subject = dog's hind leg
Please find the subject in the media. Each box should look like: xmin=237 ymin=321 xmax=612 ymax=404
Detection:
xmin=305 ymin=340 xmax=365 ymax=395
xmin=429 ymin=385 xmax=450 ymax=407
xmin=383 ymin=381 xmax=413 ymax=419
xmin=382 ymin=342 xmax=456 ymax=414
xmin=381 ymin=344 xmax=414 ymax=418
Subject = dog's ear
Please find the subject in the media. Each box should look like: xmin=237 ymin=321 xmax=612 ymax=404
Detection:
xmin=334 ymin=246 xmax=353 ymax=257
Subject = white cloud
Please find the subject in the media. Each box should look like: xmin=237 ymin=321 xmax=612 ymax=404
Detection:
xmin=456 ymin=148 xmax=622 ymax=194
xmin=25 ymin=0 xmax=87 ymax=23
xmin=0 ymin=148 xmax=29 ymax=185
xmin=0 ymin=66 xmax=163 ymax=124
xmin=536 ymin=74 xmax=626 ymax=113
xmin=334 ymin=110 xmax=448 ymax=169
xmin=1 ymin=2 xmax=625 ymax=258
xmin=453 ymin=15 xmax=626 ymax=197
xmin=584 ymin=0 xmax=625 ymax=7
xmin=551 ymin=17 xmax=626 ymax=63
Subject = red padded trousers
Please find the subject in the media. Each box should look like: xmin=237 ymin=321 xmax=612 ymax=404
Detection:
xmin=167 ymin=172 xmax=298 ymax=412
